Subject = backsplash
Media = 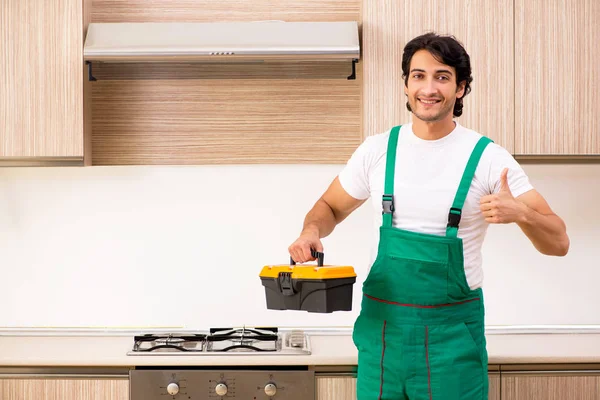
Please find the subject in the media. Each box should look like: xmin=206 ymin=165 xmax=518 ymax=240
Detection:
xmin=0 ymin=163 xmax=595 ymax=329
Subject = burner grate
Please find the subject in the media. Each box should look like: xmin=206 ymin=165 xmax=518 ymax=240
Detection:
xmin=127 ymin=327 xmax=309 ymax=355
xmin=206 ymin=327 xmax=279 ymax=352
xmin=132 ymin=333 xmax=207 ymax=352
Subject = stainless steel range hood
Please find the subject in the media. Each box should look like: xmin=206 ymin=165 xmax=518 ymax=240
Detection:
xmin=83 ymin=21 xmax=360 ymax=63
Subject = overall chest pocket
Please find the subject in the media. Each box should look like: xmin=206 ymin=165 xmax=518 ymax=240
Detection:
xmin=385 ymin=253 xmax=449 ymax=304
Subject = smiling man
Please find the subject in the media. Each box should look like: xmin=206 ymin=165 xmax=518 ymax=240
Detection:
xmin=288 ymin=32 xmax=569 ymax=399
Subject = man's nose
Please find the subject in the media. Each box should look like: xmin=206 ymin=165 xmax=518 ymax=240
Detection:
xmin=422 ymin=78 xmax=438 ymax=95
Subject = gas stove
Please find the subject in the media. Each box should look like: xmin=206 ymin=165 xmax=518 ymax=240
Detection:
xmin=127 ymin=327 xmax=311 ymax=356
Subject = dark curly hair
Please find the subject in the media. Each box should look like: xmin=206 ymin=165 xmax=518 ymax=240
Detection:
xmin=402 ymin=32 xmax=473 ymax=117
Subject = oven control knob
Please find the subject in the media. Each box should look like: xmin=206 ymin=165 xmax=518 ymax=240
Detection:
xmin=166 ymin=382 xmax=180 ymax=395
xmin=264 ymin=383 xmax=277 ymax=396
xmin=215 ymin=383 xmax=228 ymax=396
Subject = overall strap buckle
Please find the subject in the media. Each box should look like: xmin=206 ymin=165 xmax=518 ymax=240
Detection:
xmin=447 ymin=207 xmax=462 ymax=228
xmin=382 ymin=194 xmax=395 ymax=214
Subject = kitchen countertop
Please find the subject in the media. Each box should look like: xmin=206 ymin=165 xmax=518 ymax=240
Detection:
xmin=2 ymin=329 xmax=600 ymax=367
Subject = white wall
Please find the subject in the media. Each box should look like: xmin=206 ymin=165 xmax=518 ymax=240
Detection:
xmin=0 ymin=163 xmax=596 ymax=330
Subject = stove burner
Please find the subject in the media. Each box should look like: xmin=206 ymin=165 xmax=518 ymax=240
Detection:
xmin=207 ymin=327 xmax=278 ymax=352
xmin=132 ymin=333 xmax=207 ymax=352
xmin=130 ymin=327 xmax=291 ymax=354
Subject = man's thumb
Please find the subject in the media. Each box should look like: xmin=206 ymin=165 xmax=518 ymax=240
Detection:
xmin=500 ymin=168 xmax=510 ymax=192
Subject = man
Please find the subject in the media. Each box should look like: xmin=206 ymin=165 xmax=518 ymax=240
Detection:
xmin=288 ymin=32 xmax=569 ymax=400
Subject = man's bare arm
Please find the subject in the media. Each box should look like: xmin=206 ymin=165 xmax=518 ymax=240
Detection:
xmin=289 ymin=177 xmax=366 ymax=263
xmin=480 ymin=168 xmax=569 ymax=256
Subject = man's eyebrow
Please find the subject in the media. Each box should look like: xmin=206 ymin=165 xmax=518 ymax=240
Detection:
xmin=409 ymin=68 xmax=454 ymax=75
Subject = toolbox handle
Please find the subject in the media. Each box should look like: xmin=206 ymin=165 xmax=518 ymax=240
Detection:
xmin=290 ymin=249 xmax=324 ymax=267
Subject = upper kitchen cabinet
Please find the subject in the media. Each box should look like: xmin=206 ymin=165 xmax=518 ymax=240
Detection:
xmin=515 ymin=0 xmax=600 ymax=156
xmin=0 ymin=0 xmax=91 ymax=166
xmin=86 ymin=0 xmax=361 ymax=166
xmin=362 ymin=0 xmax=514 ymax=151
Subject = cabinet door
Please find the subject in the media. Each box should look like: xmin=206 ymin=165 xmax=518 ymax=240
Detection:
xmin=316 ymin=376 xmax=356 ymax=400
xmin=515 ymin=0 xmax=600 ymax=155
xmin=362 ymin=0 xmax=514 ymax=151
xmin=0 ymin=378 xmax=128 ymax=400
xmin=0 ymin=0 xmax=84 ymax=160
xmin=316 ymin=374 xmax=500 ymax=399
xmin=502 ymin=373 xmax=600 ymax=400
xmin=489 ymin=372 xmax=501 ymax=400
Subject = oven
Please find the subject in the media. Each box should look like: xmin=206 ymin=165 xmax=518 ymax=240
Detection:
xmin=127 ymin=327 xmax=315 ymax=400
xmin=130 ymin=368 xmax=315 ymax=400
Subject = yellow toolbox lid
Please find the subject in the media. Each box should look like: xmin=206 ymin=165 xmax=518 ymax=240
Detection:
xmin=260 ymin=264 xmax=356 ymax=280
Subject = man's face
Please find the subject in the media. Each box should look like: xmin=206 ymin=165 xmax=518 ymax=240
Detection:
xmin=404 ymin=50 xmax=465 ymax=123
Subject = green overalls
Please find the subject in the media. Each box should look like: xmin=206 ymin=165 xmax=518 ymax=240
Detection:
xmin=352 ymin=125 xmax=493 ymax=400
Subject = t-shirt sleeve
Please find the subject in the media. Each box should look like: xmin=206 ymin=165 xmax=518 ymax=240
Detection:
xmin=485 ymin=143 xmax=534 ymax=197
xmin=337 ymin=136 xmax=377 ymax=201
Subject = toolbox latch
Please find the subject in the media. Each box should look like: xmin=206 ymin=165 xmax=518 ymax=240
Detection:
xmin=278 ymin=272 xmax=296 ymax=296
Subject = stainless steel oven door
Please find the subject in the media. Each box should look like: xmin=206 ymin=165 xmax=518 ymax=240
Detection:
xmin=130 ymin=369 xmax=315 ymax=400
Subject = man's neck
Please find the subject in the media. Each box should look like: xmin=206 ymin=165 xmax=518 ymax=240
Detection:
xmin=412 ymin=118 xmax=456 ymax=141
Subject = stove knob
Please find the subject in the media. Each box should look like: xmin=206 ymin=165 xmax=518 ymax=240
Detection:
xmin=166 ymin=382 xmax=180 ymax=395
xmin=264 ymin=383 xmax=277 ymax=397
xmin=215 ymin=382 xmax=228 ymax=396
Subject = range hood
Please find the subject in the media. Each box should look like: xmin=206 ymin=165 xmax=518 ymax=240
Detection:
xmin=83 ymin=21 xmax=360 ymax=63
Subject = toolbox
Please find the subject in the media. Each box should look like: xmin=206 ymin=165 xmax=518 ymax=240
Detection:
xmin=259 ymin=250 xmax=356 ymax=313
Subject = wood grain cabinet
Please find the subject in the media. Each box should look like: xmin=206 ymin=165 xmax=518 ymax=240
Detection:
xmin=0 ymin=378 xmax=128 ymax=400
xmin=502 ymin=373 xmax=600 ymax=400
xmin=515 ymin=0 xmax=600 ymax=156
xmin=362 ymin=0 xmax=515 ymax=152
xmin=489 ymin=372 xmax=501 ymax=400
xmin=316 ymin=376 xmax=357 ymax=400
xmin=315 ymin=374 xmax=501 ymax=399
xmin=0 ymin=0 xmax=90 ymax=165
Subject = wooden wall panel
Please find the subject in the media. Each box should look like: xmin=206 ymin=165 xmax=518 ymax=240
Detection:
xmin=515 ymin=0 xmax=600 ymax=155
xmin=90 ymin=0 xmax=361 ymax=165
xmin=0 ymin=0 xmax=84 ymax=158
xmin=362 ymin=0 xmax=514 ymax=151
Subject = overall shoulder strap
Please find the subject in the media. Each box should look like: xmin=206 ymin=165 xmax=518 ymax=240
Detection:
xmin=446 ymin=136 xmax=494 ymax=237
xmin=382 ymin=126 xmax=401 ymax=228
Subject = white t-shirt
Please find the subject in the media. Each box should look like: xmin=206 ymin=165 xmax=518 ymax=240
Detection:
xmin=338 ymin=122 xmax=534 ymax=290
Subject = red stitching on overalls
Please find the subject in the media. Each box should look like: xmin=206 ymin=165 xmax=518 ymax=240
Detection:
xmin=365 ymin=294 xmax=480 ymax=308
xmin=378 ymin=320 xmax=387 ymax=400
xmin=425 ymin=326 xmax=433 ymax=400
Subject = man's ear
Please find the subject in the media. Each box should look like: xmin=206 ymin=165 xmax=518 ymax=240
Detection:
xmin=456 ymin=81 xmax=466 ymax=99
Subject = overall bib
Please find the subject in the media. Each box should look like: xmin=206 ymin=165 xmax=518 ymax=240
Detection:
xmin=352 ymin=125 xmax=492 ymax=400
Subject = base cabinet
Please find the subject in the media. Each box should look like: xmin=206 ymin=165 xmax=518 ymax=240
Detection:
xmin=316 ymin=376 xmax=357 ymax=399
xmin=502 ymin=373 xmax=600 ymax=400
xmin=0 ymin=378 xmax=128 ymax=400
xmin=316 ymin=374 xmax=501 ymax=399
xmin=489 ymin=373 xmax=501 ymax=400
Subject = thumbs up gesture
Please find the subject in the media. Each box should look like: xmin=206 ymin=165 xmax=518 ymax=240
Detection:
xmin=480 ymin=168 xmax=526 ymax=224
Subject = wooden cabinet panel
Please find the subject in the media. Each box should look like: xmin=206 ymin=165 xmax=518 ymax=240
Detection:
xmin=362 ymin=0 xmax=514 ymax=151
xmin=0 ymin=378 xmax=128 ymax=400
xmin=316 ymin=376 xmax=356 ymax=400
xmin=92 ymin=0 xmax=357 ymax=22
xmin=502 ymin=373 xmax=600 ymax=400
xmin=515 ymin=0 xmax=600 ymax=155
xmin=0 ymin=0 xmax=85 ymax=160
xmin=489 ymin=373 xmax=501 ymax=400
